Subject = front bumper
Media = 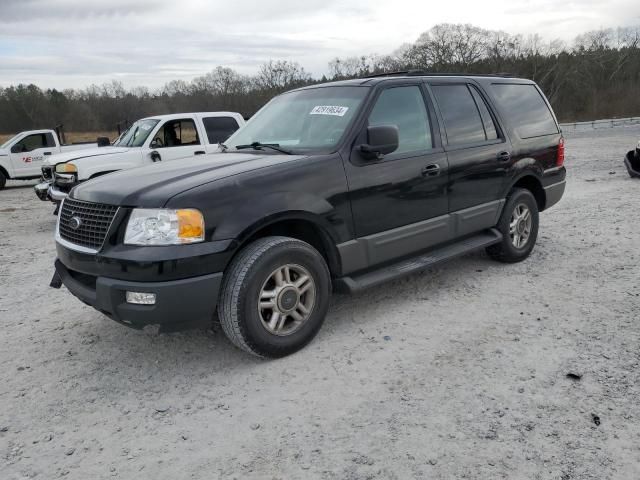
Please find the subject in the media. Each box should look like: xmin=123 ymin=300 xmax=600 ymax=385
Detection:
xmin=34 ymin=182 xmax=69 ymax=203
xmin=54 ymin=259 xmax=223 ymax=332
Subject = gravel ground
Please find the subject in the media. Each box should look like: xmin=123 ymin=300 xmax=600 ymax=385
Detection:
xmin=1 ymin=126 xmax=639 ymax=480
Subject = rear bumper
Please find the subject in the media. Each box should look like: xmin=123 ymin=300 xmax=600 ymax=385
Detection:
xmin=544 ymin=180 xmax=566 ymax=210
xmin=54 ymin=259 xmax=223 ymax=332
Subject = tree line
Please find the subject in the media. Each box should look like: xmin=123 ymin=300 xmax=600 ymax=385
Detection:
xmin=1 ymin=24 xmax=639 ymax=135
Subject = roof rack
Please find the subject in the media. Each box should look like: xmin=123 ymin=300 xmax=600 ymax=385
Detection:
xmin=364 ymin=70 xmax=515 ymax=79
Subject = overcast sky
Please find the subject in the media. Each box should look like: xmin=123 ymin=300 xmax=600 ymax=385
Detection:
xmin=1 ymin=0 xmax=639 ymax=90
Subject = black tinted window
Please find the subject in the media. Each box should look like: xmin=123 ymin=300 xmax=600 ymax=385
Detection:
xmin=368 ymin=86 xmax=432 ymax=155
xmin=492 ymin=84 xmax=558 ymax=138
xmin=432 ymin=85 xmax=486 ymax=146
xmin=45 ymin=132 xmax=56 ymax=147
xmin=17 ymin=134 xmax=47 ymax=152
xmin=470 ymin=86 xmax=498 ymax=140
xmin=203 ymin=116 xmax=240 ymax=144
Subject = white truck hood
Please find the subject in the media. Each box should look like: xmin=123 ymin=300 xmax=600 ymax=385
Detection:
xmin=44 ymin=146 xmax=131 ymax=166
xmin=0 ymin=148 xmax=8 ymax=156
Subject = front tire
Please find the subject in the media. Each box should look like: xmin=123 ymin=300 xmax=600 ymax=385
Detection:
xmin=0 ymin=170 xmax=6 ymax=190
xmin=487 ymin=188 xmax=539 ymax=263
xmin=218 ymin=236 xmax=331 ymax=358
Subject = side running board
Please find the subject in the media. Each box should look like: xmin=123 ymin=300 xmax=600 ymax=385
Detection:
xmin=334 ymin=228 xmax=502 ymax=294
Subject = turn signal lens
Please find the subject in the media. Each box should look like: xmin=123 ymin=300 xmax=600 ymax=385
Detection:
xmin=55 ymin=163 xmax=78 ymax=173
xmin=177 ymin=209 xmax=204 ymax=241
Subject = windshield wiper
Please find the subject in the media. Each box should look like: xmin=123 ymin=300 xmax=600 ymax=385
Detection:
xmin=235 ymin=142 xmax=293 ymax=155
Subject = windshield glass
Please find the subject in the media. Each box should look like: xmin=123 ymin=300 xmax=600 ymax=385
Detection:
xmin=225 ymin=86 xmax=369 ymax=153
xmin=1 ymin=134 xmax=21 ymax=150
xmin=114 ymin=119 xmax=159 ymax=147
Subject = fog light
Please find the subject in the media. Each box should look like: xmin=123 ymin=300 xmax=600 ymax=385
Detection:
xmin=126 ymin=291 xmax=156 ymax=305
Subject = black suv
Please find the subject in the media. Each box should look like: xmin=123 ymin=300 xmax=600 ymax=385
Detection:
xmin=52 ymin=73 xmax=566 ymax=357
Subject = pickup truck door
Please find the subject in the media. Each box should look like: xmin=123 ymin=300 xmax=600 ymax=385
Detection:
xmin=345 ymin=84 xmax=450 ymax=265
xmin=144 ymin=118 xmax=206 ymax=162
xmin=429 ymin=82 xmax=510 ymax=235
xmin=9 ymin=132 xmax=57 ymax=177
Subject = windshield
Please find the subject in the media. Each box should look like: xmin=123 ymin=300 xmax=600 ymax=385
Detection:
xmin=1 ymin=134 xmax=21 ymax=150
xmin=114 ymin=119 xmax=159 ymax=147
xmin=225 ymin=86 xmax=369 ymax=153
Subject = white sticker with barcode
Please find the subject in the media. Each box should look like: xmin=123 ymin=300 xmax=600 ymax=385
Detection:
xmin=310 ymin=105 xmax=349 ymax=117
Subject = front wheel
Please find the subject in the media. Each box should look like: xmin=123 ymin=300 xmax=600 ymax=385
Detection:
xmin=487 ymin=188 xmax=539 ymax=263
xmin=0 ymin=170 xmax=6 ymax=190
xmin=218 ymin=236 xmax=331 ymax=358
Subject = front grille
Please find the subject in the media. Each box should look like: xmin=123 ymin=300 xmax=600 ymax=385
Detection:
xmin=59 ymin=198 xmax=118 ymax=250
xmin=42 ymin=166 xmax=53 ymax=180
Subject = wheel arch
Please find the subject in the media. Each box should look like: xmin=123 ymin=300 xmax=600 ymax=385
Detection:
xmin=0 ymin=164 xmax=10 ymax=180
xmin=508 ymin=173 xmax=546 ymax=211
xmin=230 ymin=213 xmax=343 ymax=278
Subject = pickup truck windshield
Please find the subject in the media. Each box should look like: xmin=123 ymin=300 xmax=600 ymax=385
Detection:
xmin=225 ymin=86 xmax=368 ymax=153
xmin=114 ymin=119 xmax=159 ymax=147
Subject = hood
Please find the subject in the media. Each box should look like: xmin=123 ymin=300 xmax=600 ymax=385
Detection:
xmin=44 ymin=146 xmax=131 ymax=165
xmin=71 ymin=152 xmax=307 ymax=207
xmin=0 ymin=148 xmax=7 ymax=156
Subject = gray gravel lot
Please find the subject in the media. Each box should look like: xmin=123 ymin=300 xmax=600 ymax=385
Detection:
xmin=1 ymin=126 xmax=639 ymax=479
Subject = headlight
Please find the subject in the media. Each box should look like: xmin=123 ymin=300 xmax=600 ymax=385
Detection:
xmin=124 ymin=209 xmax=205 ymax=245
xmin=56 ymin=163 xmax=78 ymax=173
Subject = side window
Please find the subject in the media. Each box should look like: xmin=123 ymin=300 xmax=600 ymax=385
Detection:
xmin=152 ymin=119 xmax=200 ymax=148
xmin=432 ymin=85 xmax=488 ymax=146
xmin=469 ymin=86 xmax=498 ymax=141
xmin=45 ymin=133 xmax=57 ymax=148
xmin=368 ymin=86 xmax=432 ymax=156
xmin=491 ymin=84 xmax=559 ymax=138
xmin=203 ymin=117 xmax=240 ymax=144
xmin=16 ymin=134 xmax=47 ymax=152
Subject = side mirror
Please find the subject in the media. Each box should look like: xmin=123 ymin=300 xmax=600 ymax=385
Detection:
xmin=96 ymin=137 xmax=110 ymax=147
xmin=150 ymin=151 xmax=161 ymax=162
xmin=10 ymin=144 xmax=22 ymax=154
xmin=359 ymin=125 xmax=399 ymax=160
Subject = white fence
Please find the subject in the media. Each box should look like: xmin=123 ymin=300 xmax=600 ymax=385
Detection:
xmin=559 ymin=117 xmax=640 ymax=131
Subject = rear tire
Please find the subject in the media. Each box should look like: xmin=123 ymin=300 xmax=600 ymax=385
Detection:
xmin=0 ymin=171 xmax=6 ymax=190
xmin=218 ymin=236 xmax=331 ymax=358
xmin=487 ymin=188 xmax=539 ymax=263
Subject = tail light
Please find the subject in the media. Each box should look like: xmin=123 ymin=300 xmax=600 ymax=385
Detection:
xmin=556 ymin=137 xmax=565 ymax=167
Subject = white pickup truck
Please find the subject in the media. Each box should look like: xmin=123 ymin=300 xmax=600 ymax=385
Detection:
xmin=0 ymin=129 xmax=99 ymax=190
xmin=36 ymin=112 xmax=245 ymax=205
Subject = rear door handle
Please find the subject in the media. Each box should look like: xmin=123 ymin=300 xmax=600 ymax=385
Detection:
xmin=195 ymin=150 xmax=206 ymax=155
xmin=44 ymin=152 xmax=52 ymax=156
xmin=497 ymin=151 xmax=511 ymax=162
xmin=422 ymin=163 xmax=441 ymax=177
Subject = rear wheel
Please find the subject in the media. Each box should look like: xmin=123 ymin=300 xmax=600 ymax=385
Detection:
xmin=487 ymin=188 xmax=539 ymax=263
xmin=218 ymin=236 xmax=331 ymax=358
xmin=0 ymin=170 xmax=6 ymax=190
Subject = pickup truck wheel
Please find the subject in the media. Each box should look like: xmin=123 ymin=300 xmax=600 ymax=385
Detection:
xmin=218 ymin=236 xmax=331 ymax=358
xmin=0 ymin=170 xmax=6 ymax=190
xmin=487 ymin=188 xmax=539 ymax=263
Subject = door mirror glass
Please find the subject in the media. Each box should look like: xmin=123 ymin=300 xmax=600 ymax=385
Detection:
xmin=150 ymin=151 xmax=161 ymax=162
xmin=359 ymin=125 xmax=399 ymax=160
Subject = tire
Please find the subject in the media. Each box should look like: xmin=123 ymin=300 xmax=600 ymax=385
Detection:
xmin=487 ymin=188 xmax=539 ymax=263
xmin=218 ymin=236 xmax=331 ymax=358
xmin=0 ymin=170 xmax=6 ymax=190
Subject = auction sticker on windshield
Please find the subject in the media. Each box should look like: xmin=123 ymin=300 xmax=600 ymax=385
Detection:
xmin=310 ymin=106 xmax=349 ymax=116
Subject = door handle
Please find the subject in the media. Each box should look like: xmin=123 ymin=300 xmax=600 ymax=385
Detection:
xmin=497 ymin=151 xmax=511 ymax=162
xmin=44 ymin=152 xmax=52 ymax=156
xmin=421 ymin=163 xmax=440 ymax=177
xmin=194 ymin=150 xmax=206 ymax=155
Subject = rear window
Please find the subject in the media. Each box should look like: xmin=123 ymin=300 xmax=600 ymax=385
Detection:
xmin=491 ymin=84 xmax=558 ymax=138
xmin=203 ymin=116 xmax=240 ymax=144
